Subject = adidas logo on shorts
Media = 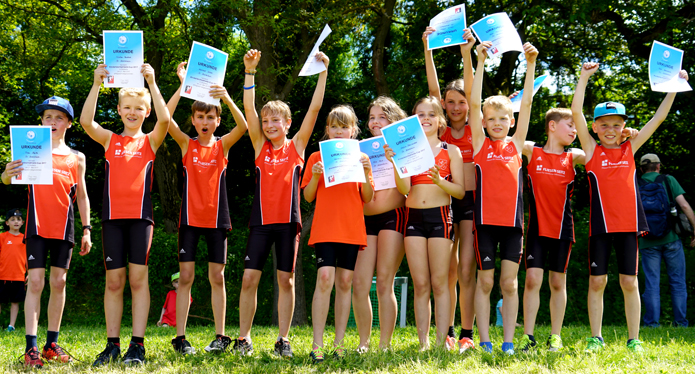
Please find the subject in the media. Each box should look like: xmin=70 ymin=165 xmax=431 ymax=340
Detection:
xmin=180 ymin=249 xmax=186 ymax=253
xmin=28 ymin=255 xmax=35 ymax=260
xmin=483 ymin=256 xmax=492 ymax=262
xmin=591 ymin=262 xmax=598 ymax=267
xmin=245 ymin=256 xmax=251 ymax=261
xmin=407 ymin=226 xmax=415 ymax=230
xmin=106 ymin=256 xmax=113 ymax=262
xmin=527 ymin=254 xmax=534 ymax=260
xmin=317 ymin=258 xmax=324 ymax=263
xmin=433 ymin=226 xmax=442 ymax=230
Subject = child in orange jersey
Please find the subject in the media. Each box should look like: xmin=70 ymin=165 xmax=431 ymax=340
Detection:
xmin=302 ymin=105 xmax=373 ymax=362
xmin=384 ymin=97 xmax=465 ymax=351
xmin=165 ymin=61 xmax=247 ymax=354
xmin=80 ymin=63 xmax=170 ymax=366
xmin=2 ymin=97 xmax=92 ymax=368
xmin=571 ymin=62 xmax=689 ymax=354
xmin=423 ymin=26 xmax=478 ymax=351
xmin=0 ymin=209 xmax=26 ymax=333
xmin=468 ymin=41 xmax=538 ymax=354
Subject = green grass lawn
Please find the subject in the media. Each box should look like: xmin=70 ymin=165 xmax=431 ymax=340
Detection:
xmin=2 ymin=324 xmax=695 ymax=373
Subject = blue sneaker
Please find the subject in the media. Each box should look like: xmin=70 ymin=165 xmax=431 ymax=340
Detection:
xmin=479 ymin=342 xmax=493 ymax=353
xmin=501 ymin=342 xmax=514 ymax=355
xmin=7 ymin=325 xmax=15 ymax=332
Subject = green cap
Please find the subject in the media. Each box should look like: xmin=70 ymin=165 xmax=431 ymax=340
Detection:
xmin=171 ymin=272 xmax=180 ymax=282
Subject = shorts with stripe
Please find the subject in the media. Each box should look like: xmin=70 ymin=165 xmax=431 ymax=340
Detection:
xmin=588 ymin=232 xmax=639 ymax=276
xmin=26 ymin=236 xmax=73 ymax=270
xmin=365 ymin=207 xmax=407 ymax=236
xmin=178 ymin=225 xmax=228 ymax=264
xmin=245 ymin=223 xmax=300 ymax=273
xmin=525 ymin=229 xmax=572 ymax=273
xmin=404 ymin=206 xmax=453 ymax=240
xmin=452 ymin=192 xmax=474 ymax=222
xmin=102 ymin=219 xmax=153 ymax=270
xmin=474 ymin=224 xmax=523 ymax=271
xmin=315 ymin=242 xmax=360 ymax=271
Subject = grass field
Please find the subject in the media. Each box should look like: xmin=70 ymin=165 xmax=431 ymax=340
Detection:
xmin=2 ymin=324 xmax=695 ymax=373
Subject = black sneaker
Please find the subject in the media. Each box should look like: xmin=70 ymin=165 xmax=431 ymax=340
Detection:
xmin=92 ymin=342 xmax=121 ymax=367
xmin=273 ymin=338 xmax=293 ymax=357
xmin=123 ymin=343 xmax=145 ymax=365
xmin=172 ymin=338 xmax=196 ymax=355
xmin=204 ymin=336 xmax=232 ymax=353
xmin=233 ymin=337 xmax=254 ymax=356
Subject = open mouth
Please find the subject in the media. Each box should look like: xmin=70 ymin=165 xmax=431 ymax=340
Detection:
xmin=201 ymin=127 xmax=209 ymax=134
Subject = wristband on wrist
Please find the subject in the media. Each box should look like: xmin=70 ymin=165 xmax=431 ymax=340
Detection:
xmin=83 ymin=225 xmax=92 ymax=231
xmin=243 ymin=85 xmax=256 ymax=90
xmin=245 ymin=69 xmax=257 ymax=74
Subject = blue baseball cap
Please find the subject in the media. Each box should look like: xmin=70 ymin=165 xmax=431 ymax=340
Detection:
xmin=35 ymin=96 xmax=74 ymax=121
xmin=593 ymin=102 xmax=628 ymax=120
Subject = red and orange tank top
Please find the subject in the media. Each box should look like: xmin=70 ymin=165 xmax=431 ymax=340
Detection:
xmin=411 ymin=142 xmax=452 ymax=185
xmin=585 ymin=142 xmax=647 ymax=235
xmin=180 ymin=138 xmax=230 ymax=229
xmin=26 ymin=152 xmax=79 ymax=243
xmin=249 ymin=140 xmax=304 ymax=226
xmin=441 ymin=125 xmax=474 ymax=163
xmin=103 ymin=134 xmax=156 ymax=222
xmin=474 ymin=138 xmax=523 ymax=229
xmin=527 ymin=146 xmax=575 ymax=241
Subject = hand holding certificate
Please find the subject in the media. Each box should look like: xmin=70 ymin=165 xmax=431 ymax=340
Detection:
xmin=103 ymin=30 xmax=144 ymax=88
xmin=181 ymin=42 xmax=229 ymax=105
xmin=10 ymin=126 xmax=52 ymax=185
xmin=299 ymin=24 xmax=332 ymax=76
xmin=649 ymin=41 xmax=692 ymax=92
xmin=427 ymin=4 xmax=467 ymax=50
xmin=470 ymin=12 xmax=523 ymax=57
xmin=511 ymin=74 xmax=549 ymax=112
xmin=381 ymin=115 xmax=435 ymax=178
xmin=360 ymin=136 xmax=395 ymax=191
xmin=319 ymin=139 xmax=366 ymax=187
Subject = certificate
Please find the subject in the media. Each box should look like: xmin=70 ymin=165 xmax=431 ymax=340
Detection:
xmin=649 ymin=41 xmax=691 ymax=93
xmin=511 ymin=74 xmax=549 ymax=112
xmin=359 ymin=136 xmax=395 ymax=191
xmin=380 ymin=115 xmax=435 ymax=178
xmin=181 ymin=41 xmax=229 ymax=105
xmin=428 ymin=4 xmax=467 ymax=50
xmin=470 ymin=12 xmax=523 ymax=57
xmin=10 ymin=126 xmax=52 ymax=185
xmin=298 ymin=24 xmax=332 ymax=76
xmin=319 ymin=139 xmax=365 ymax=188
xmin=103 ymin=30 xmax=144 ymax=88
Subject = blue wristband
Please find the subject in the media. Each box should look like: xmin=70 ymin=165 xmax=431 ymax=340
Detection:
xmin=243 ymin=85 xmax=255 ymax=90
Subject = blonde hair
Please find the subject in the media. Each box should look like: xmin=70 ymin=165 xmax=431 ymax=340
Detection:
xmin=323 ymin=104 xmax=360 ymax=140
xmin=118 ymin=88 xmax=151 ymax=110
xmin=443 ymin=79 xmax=467 ymax=101
xmin=545 ymin=108 xmax=573 ymax=134
xmin=367 ymin=96 xmax=407 ymax=124
xmin=260 ymin=100 xmax=292 ymax=121
xmin=482 ymin=95 xmax=513 ymax=118
xmin=412 ymin=96 xmax=447 ymax=137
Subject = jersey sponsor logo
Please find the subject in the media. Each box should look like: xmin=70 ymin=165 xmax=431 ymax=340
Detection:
xmin=600 ymin=159 xmax=629 ymax=168
xmin=591 ymin=262 xmax=598 ymax=267
xmin=527 ymin=254 xmax=534 ymax=260
xmin=106 ymin=256 xmax=113 ymax=262
xmin=28 ymin=255 xmax=35 ymax=260
xmin=114 ymin=148 xmax=143 ymax=158
xmin=534 ymin=164 xmax=567 ymax=176
xmin=483 ymin=256 xmax=492 ymax=262
xmin=192 ymin=156 xmax=218 ymax=169
xmin=486 ymin=152 xmax=515 ymax=162
xmin=180 ymin=248 xmax=186 ymax=253
xmin=52 ymin=167 xmax=71 ymax=177
xmin=7 ymin=240 xmax=12 ymax=244
xmin=264 ymin=155 xmax=290 ymax=165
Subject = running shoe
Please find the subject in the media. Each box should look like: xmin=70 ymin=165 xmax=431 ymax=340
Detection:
xmin=457 ymin=337 xmax=475 ymax=353
xmin=273 ymin=338 xmax=293 ymax=357
xmin=547 ymin=334 xmax=563 ymax=352
xmin=42 ymin=342 xmax=73 ymax=362
xmin=356 ymin=345 xmax=368 ymax=355
xmin=24 ymin=347 xmax=44 ymax=368
xmin=123 ymin=343 xmax=145 ymax=365
xmin=7 ymin=325 xmax=15 ymax=332
xmin=501 ymin=342 xmax=515 ymax=355
xmin=233 ymin=337 xmax=254 ymax=356
xmin=310 ymin=346 xmax=324 ymax=363
xmin=479 ymin=341 xmax=493 ymax=353
xmin=92 ymin=342 xmax=120 ymax=367
xmin=333 ymin=343 xmax=346 ymax=359
xmin=172 ymin=337 xmax=196 ymax=355
xmin=519 ymin=334 xmax=537 ymax=353
xmin=445 ymin=336 xmax=456 ymax=351
xmin=627 ymin=339 xmax=644 ymax=354
xmin=205 ymin=335 xmax=232 ymax=353
xmin=585 ymin=337 xmax=605 ymax=353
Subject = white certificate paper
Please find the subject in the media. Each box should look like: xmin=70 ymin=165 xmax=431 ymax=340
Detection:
xmin=511 ymin=74 xmax=549 ymax=112
xmin=359 ymin=136 xmax=395 ymax=191
xmin=298 ymin=24 xmax=332 ymax=76
xmin=428 ymin=4 xmax=467 ymax=50
xmin=10 ymin=126 xmax=52 ymax=185
xmin=181 ymin=42 xmax=229 ymax=105
xmin=649 ymin=41 xmax=691 ymax=93
xmin=103 ymin=30 xmax=144 ymax=88
xmin=470 ymin=13 xmax=523 ymax=57
xmin=380 ymin=116 xmax=435 ymax=178
xmin=319 ymin=139 xmax=365 ymax=188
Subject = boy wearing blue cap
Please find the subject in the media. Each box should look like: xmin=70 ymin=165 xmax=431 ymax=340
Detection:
xmin=2 ymin=96 xmax=92 ymax=368
xmin=571 ymin=62 xmax=689 ymax=354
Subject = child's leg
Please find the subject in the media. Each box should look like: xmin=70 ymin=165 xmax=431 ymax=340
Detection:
xmin=276 ymin=270 xmax=294 ymax=339
xmin=47 ymin=267 xmax=68 ymax=333
xmin=129 ymin=264 xmax=150 ymax=338
xmin=375 ymin=230 xmax=405 ymax=349
xmin=548 ymin=271 xmax=567 ymax=336
xmin=105 ymin=268 xmax=126 ymax=338
xmin=352 ymin=235 xmax=377 ymax=349
xmin=25 ymin=268 xmax=46 ymax=336
xmin=208 ymin=263 xmax=226 ymax=336
xmin=274 ymin=223 xmax=301 ymax=341
xmin=500 ymin=260 xmax=519 ymax=343
xmin=334 ymin=267 xmax=355 ymax=346
xmin=588 ymin=275 xmax=607 ymax=337
xmin=620 ymin=274 xmax=640 ymax=340
xmin=312 ymin=266 xmax=336 ymax=348
xmin=429 ymin=237 xmax=454 ymax=346
xmin=10 ymin=302 xmax=20 ymax=327
xmin=177 ymin=262 xmax=195 ymax=337
xmin=523 ymin=268 xmax=544 ymax=336
xmin=448 ymin=223 xmax=459 ymax=329
xmin=239 ymin=269 xmax=262 ymax=339
xmin=239 ymin=225 xmax=276 ymax=340
xmin=458 ymin=220 xmax=476 ymax=331
xmin=475 ymin=269 xmax=494 ymax=343
xmin=405 ymin=236 xmax=431 ymax=349
xmin=587 ymin=233 xmax=613 ymax=338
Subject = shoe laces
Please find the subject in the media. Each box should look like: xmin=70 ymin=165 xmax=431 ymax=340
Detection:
xmin=333 ymin=343 xmax=346 ymax=358
xmin=311 ymin=346 xmax=324 ymax=360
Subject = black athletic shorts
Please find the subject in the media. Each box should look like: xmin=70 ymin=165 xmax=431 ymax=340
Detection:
xmin=245 ymin=223 xmax=300 ymax=273
xmin=525 ymin=230 xmax=573 ymax=273
xmin=102 ymin=219 xmax=153 ymax=270
xmin=451 ymin=192 xmax=475 ymax=223
xmin=365 ymin=207 xmax=407 ymax=236
xmin=0 ymin=280 xmax=26 ymax=303
xmin=405 ymin=206 xmax=453 ymax=240
xmin=178 ymin=225 xmax=228 ymax=264
xmin=588 ymin=232 xmax=639 ymax=276
xmin=315 ymin=242 xmax=360 ymax=271
xmin=26 ymin=236 xmax=73 ymax=270
xmin=474 ymin=224 xmax=523 ymax=271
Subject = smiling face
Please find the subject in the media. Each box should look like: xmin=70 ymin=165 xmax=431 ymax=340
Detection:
xmin=482 ymin=106 xmax=514 ymax=141
xmin=192 ymin=110 xmax=221 ymax=138
xmin=261 ymin=112 xmax=291 ymax=142
xmin=415 ymin=102 xmax=442 ymax=137
xmin=443 ymin=90 xmax=469 ymax=124
xmin=368 ymin=105 xmax=391 ymax=136
xmin=117 ymin=96 xmax=151 ymax=131
xmin=592 ymin=115 xmax=626 ymax=147
xmin=42 ymin=109 xmax=72 ymax=139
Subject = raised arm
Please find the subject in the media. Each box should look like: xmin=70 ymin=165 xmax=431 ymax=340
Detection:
xmin=293 ymin=52 xmax=330 ymax=155
xmin=243 ymin=49 xmax=265 ymax=154
xmin=470 ymin=42 xmax=491 ymax=155
xmin=75 ymin=151 xmax=92 ymax=256
xmin=423 ymin=27 xmax=441 ymax=100
xmin=629 ymin=70 xmax=688 ymax=153
xmin=571 ymin=62 xmax=599 ymax=160
xmin=143 ymin=63 xmax=171 ymax=153
xmin=166 ymin=61 xmax=191 ymax=153
xmin=511 ymin=43 xmax=539 ymax=151
xmin=214 ymin=85 xmax=248 ymax=154
xmin=460 ymin=29 xmax=475 ymax=100
xmin=79 ymin=64 xmax=114 ymax=148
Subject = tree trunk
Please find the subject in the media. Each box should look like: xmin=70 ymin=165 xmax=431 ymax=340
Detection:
xmin=371 ymin=0 xmax=398 ymax=96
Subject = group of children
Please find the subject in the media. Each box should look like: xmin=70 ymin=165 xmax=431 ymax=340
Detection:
xmin=0 ymin=24 xmax=690 ymax=368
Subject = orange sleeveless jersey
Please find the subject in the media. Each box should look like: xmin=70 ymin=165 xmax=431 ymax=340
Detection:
xmin=180 ymin=138 xmax=230 ymax=229
xmin=441 ymin=125 xmax=474 ymax=163
xmin=411 ymin=143 xmax=452 ymax=185
xmin=103 ymin=134 xmax=156 ymax=222
xmin=301 ymin=151 xmax=372 ymax=248
xmin=26 ymin=153 xmax=79 ymax=243
xmin=585 ymin=142 xmax=647 ymax=235
xmin=474 ymin=138 xmax=523 ymax=228
xmin=250 ymin=140 xmax=303 ymax=226
xmin=527 ymin=147 xmax=575 ymax=241
xmin=0 ymin=232 xmax=26 ymax=281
